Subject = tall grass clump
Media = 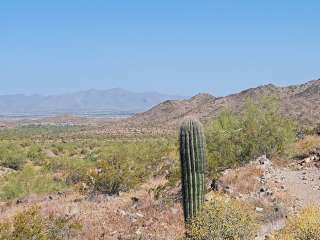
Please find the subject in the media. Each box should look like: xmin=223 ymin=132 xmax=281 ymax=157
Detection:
xmin=206 ymin=95 xmax=296 ymax=175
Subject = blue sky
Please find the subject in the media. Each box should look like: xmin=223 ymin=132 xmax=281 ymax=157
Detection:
xmin=1 ymin=1 xmax=320 ymax=96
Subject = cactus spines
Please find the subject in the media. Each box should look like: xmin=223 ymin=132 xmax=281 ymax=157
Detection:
xmin=179 ymin=119 xmax=206 ymax=222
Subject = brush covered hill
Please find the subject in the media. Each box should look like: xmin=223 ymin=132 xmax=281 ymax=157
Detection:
xmin=125 ymin=79 xmax=320 ymax=128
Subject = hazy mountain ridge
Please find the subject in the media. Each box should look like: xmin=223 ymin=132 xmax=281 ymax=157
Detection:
xmin=127 ymin=79 xmax=320 ymax=127
xmin=0 ymin=89 xmax=183 ymax=115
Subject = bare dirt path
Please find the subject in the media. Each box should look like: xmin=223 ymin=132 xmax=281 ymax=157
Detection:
xmin=279 ymin=167 xmax=320 ymax=208
xmin=257 ymin=165 xmax=320 ymax=239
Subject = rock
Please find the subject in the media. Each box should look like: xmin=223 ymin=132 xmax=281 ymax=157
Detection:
xmin=303 ymin=157 xmax=312 ymax=163
xmin=223 ymin=186 xmax=233 ymax=194
xmin=266 ymin=189 xmax=273 ymax=196
xmin=135 ymin=229 xmax=142 ymax=235
xmin=131 ymin=197 xmax=139 ymax=203
xmin=0 ymin=166 xmax=15 ymax=177
xmin=211 ymin=179 xmax=222 ymax=191
xmin=118 ymin=210 xmax=127 ymax=216
xmin=135 ymin=212 xmax=144 ymax=218
xmin=256 ymin=155 xmax=271 ymax=166
xmin=256 ymin=207 xmax=264 ymax=213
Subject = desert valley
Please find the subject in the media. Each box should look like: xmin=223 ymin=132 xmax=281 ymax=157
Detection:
xmin=1 ymin=79 xmax=320 ymax=239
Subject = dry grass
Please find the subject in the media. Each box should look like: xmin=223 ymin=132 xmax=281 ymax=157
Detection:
xmin=220 ymin=165 xmax=264 ymax=194
xmin=295 ymin=135 xmax=320 ymax=155
xmin=0 ymin=177 xmax=185 ymax=240
xmin=272 ymin=206 xmax=320 ymax=240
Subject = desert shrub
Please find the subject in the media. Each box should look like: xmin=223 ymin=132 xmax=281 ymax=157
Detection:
xmin=44 ymin=156 xmax=94 ymax=185
xmin=206 ymin=95 xmax=296 ymax=174
xmin=85 ymin=151 xmax=98 ymax=162
xmin=27 ymin=144 xmax=45 ymax=165
xmin=0 ymin=165 xmax=65 ymax=200
xmin=186 ymin=194 xmax=258 ymax=240
xmin=84 ymin=139 xmax=176 ymax=195
xmin=272 ymin=207 xmax=320 ymax=240
xmin=84 ymin=153 xmax=139 ymax=195
xmin=0 ymin=143 xmax=27 ymax=170
xmin=0 ymin=206 xmax=81 ymax=240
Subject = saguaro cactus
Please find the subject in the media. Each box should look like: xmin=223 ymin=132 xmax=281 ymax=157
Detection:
xmin=179 ymin=119 xmax=206 ymax=222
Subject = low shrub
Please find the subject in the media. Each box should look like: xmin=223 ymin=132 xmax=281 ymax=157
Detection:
xmin=0 ymin=206 xmax=82 ymax=240
xmin=0 ymin=165 xmax=65 ymax=200
xmin=84 ymin=152 xmax=142 ymax=195
xmin=27 ymin=144 xmax=45 ymax=165
xmin=272 ymin=207 xmax=320 ymax=240
xmin=186 ymin=194 xmax=258 ymax=240
xmin=83 ymin=139 xmax=176 ymax=195
xmin=0 ymin=143 xmax=27 ymax=170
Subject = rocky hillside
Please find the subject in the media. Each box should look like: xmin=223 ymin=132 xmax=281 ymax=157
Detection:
xmin=126 ymin=79 xmax=320 ymax=127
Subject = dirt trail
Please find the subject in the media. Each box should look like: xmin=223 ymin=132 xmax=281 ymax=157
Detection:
xmin=257 ymin=165 xmax=320 ymax=239
xmin=279 ymin=167 xmax=320 ymax=208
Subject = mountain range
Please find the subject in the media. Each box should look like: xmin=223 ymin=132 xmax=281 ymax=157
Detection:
xmin=126 ymin=79 xmax=320 ymax=128
xmin=0 ymin=89 xmax=183 ymax=117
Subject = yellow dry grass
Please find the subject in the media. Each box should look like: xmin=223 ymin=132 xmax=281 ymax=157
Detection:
xmin=295 ymin=135 xmax=320 ymax=155
xmin=220 ymin=165 xmax=264 ymax=194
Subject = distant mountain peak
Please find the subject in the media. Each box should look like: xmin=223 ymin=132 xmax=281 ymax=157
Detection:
xmin=0 ymin=89 xmax=185 ymax=116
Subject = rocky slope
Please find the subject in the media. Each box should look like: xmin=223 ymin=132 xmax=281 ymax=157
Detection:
xmin=126 ymin=79 xmax=320 ymax=127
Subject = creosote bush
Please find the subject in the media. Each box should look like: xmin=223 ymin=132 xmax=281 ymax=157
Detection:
xmin=0 ymin=206 xmax=82 ymax=240
xmin=272 ymin=207 xmax=320 ymax=240
xmin=186 ymin=194 xmax=258 ymax=240
xmin=206 ymin=95 xmax=296 ymax=175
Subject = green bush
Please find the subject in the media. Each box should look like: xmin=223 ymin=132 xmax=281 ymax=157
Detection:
xmin=84 ymin=154 xmax=139 ymax=195
xmin=186 ymin=194 xmax=258 ymax=240
xmin=0 ymin=165 xmax=65 ymax=200
xmin=27 ymin=145 xmax=45 ymax=165
xmin=83 ymin=139 xmax=176 ymax=195
xmin=206 ymin=95 xmax=296 ymax=174
xmin=0 ymin=144 xmax=27 ymax=170
xmin=0 ymin=206 xmax=82 ymax=240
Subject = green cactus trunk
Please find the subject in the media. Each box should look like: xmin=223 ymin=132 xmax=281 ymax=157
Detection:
xmin=179 ymin=119 xmax=206 ymax=222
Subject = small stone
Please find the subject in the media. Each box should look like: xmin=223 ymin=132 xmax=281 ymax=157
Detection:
xmin=256 ymin=207 xmax=264 ymax=213
xmin=136 ymin=212 xmax=144 ymax=218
